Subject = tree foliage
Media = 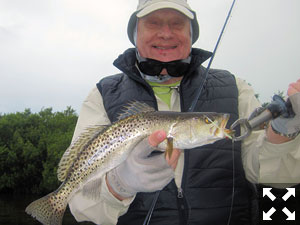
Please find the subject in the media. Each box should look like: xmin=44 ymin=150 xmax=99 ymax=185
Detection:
xmin=0 ymin=107 xmax=77 ymax=194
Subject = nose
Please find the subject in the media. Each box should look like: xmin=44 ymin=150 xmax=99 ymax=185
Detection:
xmin=157 ymin=24 xmax=173 ymax=39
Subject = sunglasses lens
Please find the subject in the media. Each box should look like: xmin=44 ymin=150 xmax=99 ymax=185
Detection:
xmin=166 ymin=62 xmax=189 ymax=77
xmin=139 ymin=61 xmax=163 ymax=76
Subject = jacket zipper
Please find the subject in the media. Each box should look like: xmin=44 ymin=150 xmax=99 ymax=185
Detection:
xmin=178 ymin=187 xmax=184 ymax=198
xmin=177 ymin=186 xmax=186 ymax=225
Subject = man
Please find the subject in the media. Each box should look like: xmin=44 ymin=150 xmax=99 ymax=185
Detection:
xmin=69 ymin=0 xmax=300 ymax=224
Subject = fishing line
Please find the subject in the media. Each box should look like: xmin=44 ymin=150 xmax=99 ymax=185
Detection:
xmin=205 ymin=116 xmax=235 ymax=225
xmin=188 ymin=1 xmax=237 ymax=224
xmin=226 ymin=139 xmax=235 ymax=225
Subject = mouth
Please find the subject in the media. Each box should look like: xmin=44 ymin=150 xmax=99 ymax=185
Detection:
xmin=153 ymin=45 xmax=177 ymax=50
xmin=213 ymin=114 xmax=234 ymax=139
xmin=220 ymin=114 xmax=230 ymax=129
xmin=151 ymin=44 xmax=180 ymax=59
xmin=224 ymin=128 xmax=235 ymax=138
xmin=221 ymin=115 xmax=235 ymax=139
xmin=152 ymin=45 xmax=178 ymax=54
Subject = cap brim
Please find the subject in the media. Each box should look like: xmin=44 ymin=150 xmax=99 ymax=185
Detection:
xmin=136 ymin=2 xmax=194 ymax=19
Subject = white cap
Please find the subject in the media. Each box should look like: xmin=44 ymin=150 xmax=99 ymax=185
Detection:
xmin=136 ymin=0 xmax=194 ymax=19
xmin=127 ymin=0 xmax=199 ymax=45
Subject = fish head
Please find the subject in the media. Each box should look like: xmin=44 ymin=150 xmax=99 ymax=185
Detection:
xmin=165 ymin=112 xmax=233 ymax=149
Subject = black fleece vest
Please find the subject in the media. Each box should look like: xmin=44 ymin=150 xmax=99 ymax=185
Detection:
xmin=97 ymin=48 xmax=257 ymax=225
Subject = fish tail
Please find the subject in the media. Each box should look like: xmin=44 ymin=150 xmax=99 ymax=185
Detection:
xmin=25 ymin=191 xmax=67 ymax=225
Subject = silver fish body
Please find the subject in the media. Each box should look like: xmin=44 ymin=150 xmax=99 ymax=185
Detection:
xmin=25 ymin=103 xmax=232 ymax=225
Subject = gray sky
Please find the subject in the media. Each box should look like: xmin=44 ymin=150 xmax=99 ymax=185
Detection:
xmin=0 ymin=0 xmax=299 ymax=114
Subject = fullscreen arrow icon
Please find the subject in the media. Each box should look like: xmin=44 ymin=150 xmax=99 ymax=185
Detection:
xmin=282 ymin=188 xmax=295 ymax=201
xmin=263 ymin=207 xmax=276 ymax=220
xmin=263 ymin=188 xmax=276 ymax=201
xmin=282 ymin=207 xmax=296 ymax=220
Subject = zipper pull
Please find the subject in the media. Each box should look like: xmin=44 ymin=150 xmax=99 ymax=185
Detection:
xmin=170 ymin=86 xmax=180 ymax=93
xmin=177 ymin=187 xmax=184 ymax=198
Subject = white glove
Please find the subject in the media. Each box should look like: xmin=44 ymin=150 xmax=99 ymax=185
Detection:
xmin=107 ymin=138 xmax=174 ymax=198
xmin=271 ymin=93 xmax=300 ymax=138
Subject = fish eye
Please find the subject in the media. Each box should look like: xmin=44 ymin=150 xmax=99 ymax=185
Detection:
xmin=205 ymin=118 xmax=212 ymax=124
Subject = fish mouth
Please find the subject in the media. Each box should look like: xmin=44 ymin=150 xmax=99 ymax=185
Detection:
xmin=220 ymin=114 xmax=230 ymax=129
xmin=215 ymin=114 xmax=234 ymax=138
xmin=224 ymin=128 xmax=235 ymax=138
xmin=222 ymin=114 xmax=235 ymax=138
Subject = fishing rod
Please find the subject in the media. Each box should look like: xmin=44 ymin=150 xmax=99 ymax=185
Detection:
xmin=188 ymin=2 xmax=237 ymax=225
xmin=188 ymin=0 xmax=237 ymax=112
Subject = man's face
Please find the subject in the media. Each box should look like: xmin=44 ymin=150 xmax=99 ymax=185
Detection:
xmin=136 ymin=9 xmax=191 ymax=62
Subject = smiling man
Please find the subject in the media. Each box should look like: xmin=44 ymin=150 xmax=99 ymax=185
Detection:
xmin=68 ymin=0 xmax=300 ymax=224
xmin=137 ymin=9 xmax=191 ymax=61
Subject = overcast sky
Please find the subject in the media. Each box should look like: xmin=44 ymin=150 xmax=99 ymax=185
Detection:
xmin=0 ymin=0 xmax=299 ymax=114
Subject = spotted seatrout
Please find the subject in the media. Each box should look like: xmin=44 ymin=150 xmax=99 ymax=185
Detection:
xmin=25 ymin=102 xmax=233 ymax=225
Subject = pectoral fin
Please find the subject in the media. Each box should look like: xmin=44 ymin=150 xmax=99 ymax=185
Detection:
xmin=165 ymin=137 xmax=174 ymax=159
xmin=82 ymin=178 xmax=103 ymax=200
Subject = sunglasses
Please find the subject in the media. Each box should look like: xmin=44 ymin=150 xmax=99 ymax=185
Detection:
xmin=137 ymin=58 xmax=190 ymax=77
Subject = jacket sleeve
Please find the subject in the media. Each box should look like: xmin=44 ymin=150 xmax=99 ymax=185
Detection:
xmin=71 ymin=87 xmax=111 ymax=142
xmin=68 ymin=87 xmax=134 ymax=225
xmin=237 ymin=78 xmax=300 ymax=187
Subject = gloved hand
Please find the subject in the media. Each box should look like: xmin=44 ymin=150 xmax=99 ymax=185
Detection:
xmin=271 ymin=90 xmax=300 ymax=138
xmin=106 ymin=131 xmax=175 ymax=199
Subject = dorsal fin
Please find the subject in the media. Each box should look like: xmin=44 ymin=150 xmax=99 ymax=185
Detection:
xmin=117 ymin=101 xmax=155 ymax=120
xmin=57 ymin=125 xmax=108 ymax=182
